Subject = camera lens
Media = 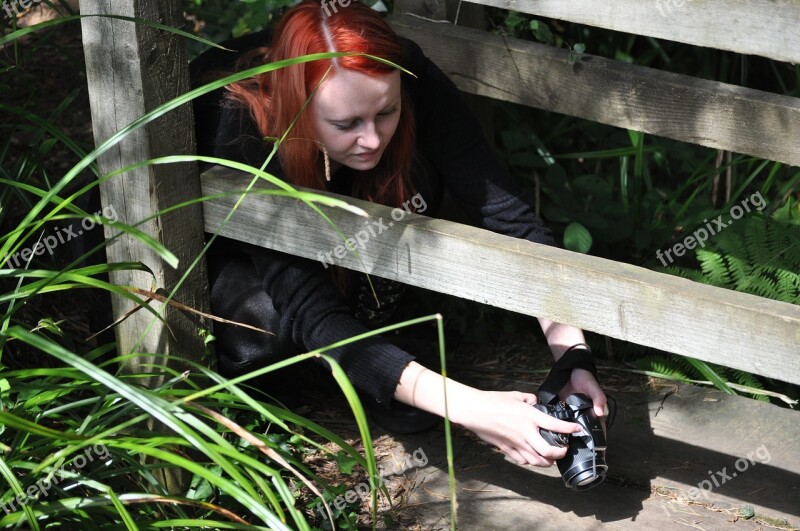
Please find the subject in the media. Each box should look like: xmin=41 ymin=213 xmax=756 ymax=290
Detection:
xmin=558 ymin=446 xmax=607 ymax=491
xmin=533 ymin=394 xmax=609 ymax=491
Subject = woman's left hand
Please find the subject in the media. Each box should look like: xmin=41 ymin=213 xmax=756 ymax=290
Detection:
xmin=559 ymin=368 xmax=607 ymax=419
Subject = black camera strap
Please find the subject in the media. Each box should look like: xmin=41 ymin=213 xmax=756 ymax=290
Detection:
xmin=538 ymin=344 xmax=598 ymax=406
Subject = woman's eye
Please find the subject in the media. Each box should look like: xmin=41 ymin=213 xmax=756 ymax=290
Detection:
xmin=334 ymin=119 xmax=358 ymax=131
xmin=332 ymin=110 xmax=394 ymax=131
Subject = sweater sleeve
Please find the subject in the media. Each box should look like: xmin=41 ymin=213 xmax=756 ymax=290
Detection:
xmin=404 ymin=40 xmax=558 ymax=247
xmin=211 ymin=102 xmax=416 ymax=405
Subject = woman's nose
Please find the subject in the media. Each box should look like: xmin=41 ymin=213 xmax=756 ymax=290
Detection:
xmin=357 ymin=122 xmax=380 ymax=150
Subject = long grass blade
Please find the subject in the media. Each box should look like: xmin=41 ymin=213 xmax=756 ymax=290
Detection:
xmin=683 ymin=358 xmax=736 ymax=395
xmin=0 ymin=14 xmax=228 ymax=49
xmin=4 ymin=327 xmax=292 ymax=527
xmin=0 ymin=455 xmax=41 ymax=530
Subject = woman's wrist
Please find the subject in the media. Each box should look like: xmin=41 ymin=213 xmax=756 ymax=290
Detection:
xmin=394 ymin=361 xmax=480 ymax=425
xmin=537 ymin=318 xmax=588 ymax=361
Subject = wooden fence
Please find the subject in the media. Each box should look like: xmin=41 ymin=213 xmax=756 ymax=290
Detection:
xmin=81 ymin=0 xmax=800 ymax=390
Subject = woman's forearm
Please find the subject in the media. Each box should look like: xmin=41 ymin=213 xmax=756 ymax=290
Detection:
xmin=537 ymin=318 xmax=607 ymax=416
xmin=536 ymin=318 xmax=587 ymax=360
xmin=392 ymin=361 xmax=582 ymax=466
xmin=394 ymin=320 xmax=588 ymax=417
xmin=393 ymin=361 xmax=477 ymax=423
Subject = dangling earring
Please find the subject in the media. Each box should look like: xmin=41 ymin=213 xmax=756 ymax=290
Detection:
xmin=315 ymin=140 xmax=331 ymax=182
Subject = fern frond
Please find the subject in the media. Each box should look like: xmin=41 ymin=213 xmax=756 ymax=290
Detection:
xmin=730 ymin=370 xmax=769 ymax=402
xmin=723 ymin=253 xmax=750 ymax=290
xmin=665 ymin=199 xmax=800 ymax=305
xmin=631 ymin=355 xmax=691 ymax=382
xmin=660 ymin=265 xmax=707 ymax=283
xmin=741 ymin=273 xmax=779 ymax=299
xmin=696 ymin=249 xmax=730 ymax=287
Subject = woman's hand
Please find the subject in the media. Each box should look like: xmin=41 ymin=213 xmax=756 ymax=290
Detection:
xmin=559 ymin=368 xmax=607 ymax=419
xmin=535 ymin=319 xmax=606 ymax=419
xmin=394 ymin=361 xmax=581 ymax=466
xmin=395 ymin=362 xmax=582 ymax=467
xmin=451 ymin=389 xmax=583 ymax=466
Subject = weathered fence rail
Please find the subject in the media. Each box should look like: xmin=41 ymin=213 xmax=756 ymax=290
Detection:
xmin=389 ymin=16 xmax=800 ymax=167
xmin=201 ymin=168 xmax=800 ymax=386
xmin=453 ymin=0 xmax=800 ymax=64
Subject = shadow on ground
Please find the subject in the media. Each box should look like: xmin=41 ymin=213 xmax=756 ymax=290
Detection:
xmin=384 ymin=381 xmax=799 ymax=530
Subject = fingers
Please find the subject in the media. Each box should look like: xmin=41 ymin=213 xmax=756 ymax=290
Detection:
xmin=527 ymin=438 xmax=568 ymax=462
xmin=519 ymin=449 xmax=557 ymax=467
xmin=519 ymin=392 xmax=538 ymax=405
xmin=517 ymin=394 xmax=573 ymax=454
xmin=497 ymin=425 xmax=567 ymax=462
xmin=587 ymin=389 xmax=607 ymax=418
xmin=512 ymin=445 xmax=553 ymax=466
xmin=516 ymin=392 xmax=576 ymax=461
xmin=566 ymin=369 xmax=607 ymax=418
xmin=504 ymin=448 xmax=528 ymax=465
xmin=470 ymin=390 xmax=586 ymax=468
xmin=531 ymin=408 xmax=582 ymax=435
xmin=504 ymin=451 xmax=555 ymax=468
xmin=594 ymin=398 xmax=607 ymax=418
xmin=503 ymin=441 xmax=559 ymax=467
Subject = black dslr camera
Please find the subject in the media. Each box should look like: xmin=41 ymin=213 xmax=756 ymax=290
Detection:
xmin=531 ymin=344 xmax=612 ymax=491
xmin=534 ymin=393 xmax=607 ymax=491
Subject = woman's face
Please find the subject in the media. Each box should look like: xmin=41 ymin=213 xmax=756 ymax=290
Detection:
xmin=311 ymin=69 xmax=402 ymax=172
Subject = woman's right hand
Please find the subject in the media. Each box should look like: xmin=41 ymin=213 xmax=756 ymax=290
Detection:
xmin=395 ymin=362 xmax=582 ymax=467
xmin=450 ymin=389 xmax=582 ymax=467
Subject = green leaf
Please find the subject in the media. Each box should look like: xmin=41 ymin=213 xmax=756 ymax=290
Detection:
xmin=563 ymin=222 xmax=593 ymax=253
xmin=505 ymin=11 xmax=526 ymax=30
xmin=33 ymin=318 xmax=64 ymax=336
xmin=529 ymin=20 xmax=554 ymax=45
xmin=508 ymin=152 xmax=543 ymax=168
xmin=501 ymin=129 xmax=533 ymax=151
xmin=335 ymin=451 xmax=358 ymax=475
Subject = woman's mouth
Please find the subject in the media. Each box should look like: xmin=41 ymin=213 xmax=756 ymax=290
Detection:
xmin=353 ymin=150 xmax=379 ymax=162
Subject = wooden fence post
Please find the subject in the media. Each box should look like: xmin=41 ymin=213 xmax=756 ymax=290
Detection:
xmin=80 ymin=3 xmax=210 ymax=393
xmin=81 ymin=0 xmax=211 ymax=494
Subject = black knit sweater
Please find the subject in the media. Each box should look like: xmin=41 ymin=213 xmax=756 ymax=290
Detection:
xmin=194 ymin=33 xmax=556 ymax=405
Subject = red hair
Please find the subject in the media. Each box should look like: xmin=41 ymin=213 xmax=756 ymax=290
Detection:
xmin=226 ymin=0 xmax=416 ymax=208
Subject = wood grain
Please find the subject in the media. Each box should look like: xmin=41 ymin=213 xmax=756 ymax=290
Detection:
xmin=462 ymin=0 xmax=800 ymax=65
xmin=201 ymin=167 xmax=800 ymax=386
xmin=81 ymin=1 xmax=210 ymax=380
xmin=390 ymin=15 xmax=800 ymax=167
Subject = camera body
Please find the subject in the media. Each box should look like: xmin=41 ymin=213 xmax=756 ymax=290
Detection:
xmin=533 ymin=393 xmax=607 ymax=491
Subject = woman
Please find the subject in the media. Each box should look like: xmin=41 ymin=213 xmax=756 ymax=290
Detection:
xmin=195 ymin=0 xmax=607 ymax=468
